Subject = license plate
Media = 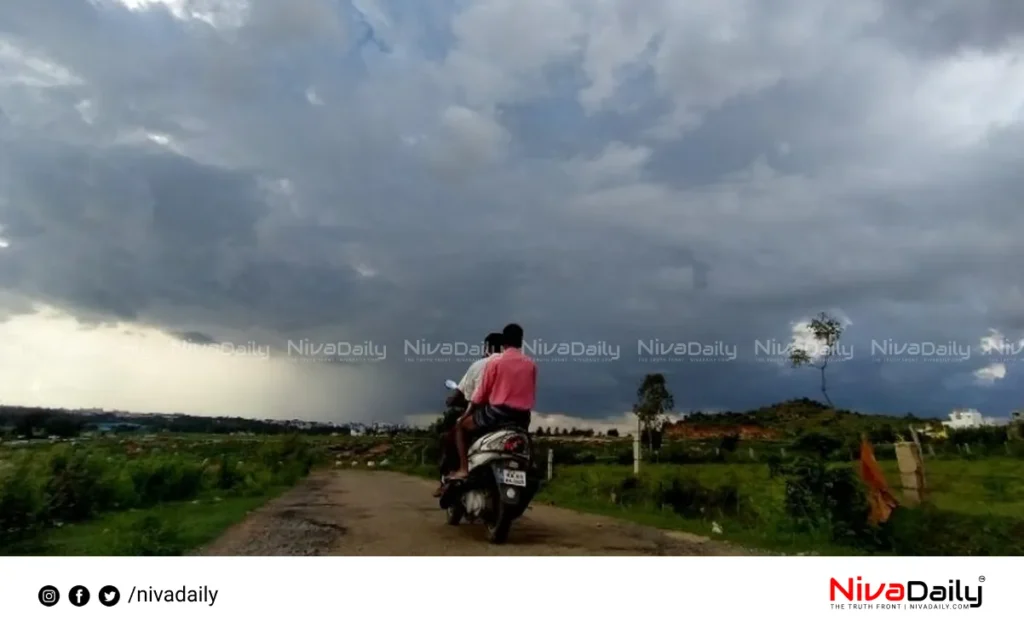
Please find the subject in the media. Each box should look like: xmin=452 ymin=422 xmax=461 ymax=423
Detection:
xmin=501 ymin=469 xmax=526 ymax=487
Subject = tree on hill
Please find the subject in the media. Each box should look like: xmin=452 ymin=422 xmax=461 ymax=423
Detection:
xmin=606 ymin=428 xmax=619 ymax=437
xmin=789 ymin=312 xmax=845 ymax=408
xmin=633 ymin=373 xmax=675 ymax=458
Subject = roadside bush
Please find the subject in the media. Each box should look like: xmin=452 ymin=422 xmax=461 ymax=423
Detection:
xmin=46 ymin=449 xmax=121 ymax=522
xmin=614 ymin=475 xmax=643 ymax=506
xmin=791 ymin=433 xmax=843 ymax=459
xmin=0 ymin=463 xmax=46 ymax=540
xmin=658 ymin=445 xmax=698 ymax=465
xmin=116 ymin=514 xmax=185 ymax=556
xmin=605 ymin=474 xmax=746 ymax=521
xmin=657 ymin=477 xmax=741 ymax=519
xmin=884 ymin=506 xmax=1024 ymax=556
xmin=129 ymin=458 xmax=205 ymax=506
xmin=0 ymin=437 xmax=326 ymax=551
xmin=779 ymin=457 xmax=880 ymax=548
xmin=718 ymin=434 xmax=740 ymax=453
xmin=215 ymin=455 xmax=244 ymax=490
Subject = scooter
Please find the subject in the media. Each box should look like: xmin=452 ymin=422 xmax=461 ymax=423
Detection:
xmin=437 ymin=379 xmax=539 ymax=544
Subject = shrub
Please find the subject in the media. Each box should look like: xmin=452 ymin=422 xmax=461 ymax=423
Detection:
xmin=0 ymin=463 xmax=46 ymax=541
xmin=883 ymin=506 xmax=1024 ymax=556
xmin=779 ymin=456 xmax=879 ymax=547
xmin=791 ymin=433 xmax=843 ymax=459
xmin=718 ymin=434 xmax=740 ymax=453
xmin=117 ymin=514 xmax=186 ymax=556
xmin=215 ymin=455 xmax=244 ymax=491
xmin=45 ymin=448 xmax=119 ymax=522
xmin=657 ymin=477 xmax=741 ymax=519
xmin=129 ymin=458 xmax=204 ymax=506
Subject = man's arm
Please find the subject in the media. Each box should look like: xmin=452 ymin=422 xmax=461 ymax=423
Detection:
xmin=456 ymin=360 xmax=479 ymax=393
xmin=460 ymin=358 xmax=497 ymax=421
xmin=452 ymin=360 xmax=484 ymax=405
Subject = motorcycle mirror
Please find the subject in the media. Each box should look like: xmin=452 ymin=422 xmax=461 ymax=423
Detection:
xmin=444 ymin=379 xmax=459 ymax=390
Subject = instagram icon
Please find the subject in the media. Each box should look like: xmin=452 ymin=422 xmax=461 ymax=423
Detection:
xmin=38 ymin=585 xmax=60 ymax=607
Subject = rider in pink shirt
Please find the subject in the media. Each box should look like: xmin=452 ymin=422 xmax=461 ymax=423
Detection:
xmin=470 ymin=345 xmax=536 ymax=410
xmin=449 ymin=323 xmax=536 ymax=480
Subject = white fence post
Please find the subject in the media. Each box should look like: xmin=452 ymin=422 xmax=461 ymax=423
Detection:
xmin=547 ymin=448 xmax=554 ymax=481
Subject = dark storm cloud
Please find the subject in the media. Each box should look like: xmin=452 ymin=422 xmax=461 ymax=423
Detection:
xmin=1 ymin=0 xmax=1024 ymax=421
xmin=875 ymin=0 xmax=1024 ymax=56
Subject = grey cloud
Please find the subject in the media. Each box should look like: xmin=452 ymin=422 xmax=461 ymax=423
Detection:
xmin=875 ymin=1 xmax=1024 ymax=56
xmin=1 ymin=1 xmax=1024 ymax=421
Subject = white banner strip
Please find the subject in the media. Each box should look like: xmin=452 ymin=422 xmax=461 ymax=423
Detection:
xmin=0 ymin=557 xmax=1007 ymax=631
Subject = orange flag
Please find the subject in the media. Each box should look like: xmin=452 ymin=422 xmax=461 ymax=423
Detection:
xmin=859 ymin=436 xmax=898 ymax=525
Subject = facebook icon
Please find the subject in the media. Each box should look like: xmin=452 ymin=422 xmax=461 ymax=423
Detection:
xmin=69 ymin=586 xmax=90 ymax=607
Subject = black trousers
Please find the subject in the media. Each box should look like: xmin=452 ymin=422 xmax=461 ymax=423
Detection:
xmin=438 ymin=406 xmax=463 ymax=479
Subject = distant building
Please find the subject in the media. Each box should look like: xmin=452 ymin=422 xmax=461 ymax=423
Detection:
xmin=944 ymin=408 xmax=992 ymax=429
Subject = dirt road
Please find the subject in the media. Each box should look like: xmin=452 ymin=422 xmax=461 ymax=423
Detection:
xmin=199 ymin=470 xmax=754 ymax=556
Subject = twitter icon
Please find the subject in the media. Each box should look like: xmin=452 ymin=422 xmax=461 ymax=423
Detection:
xmin=99 ymin=586 xmax=120 ymax=607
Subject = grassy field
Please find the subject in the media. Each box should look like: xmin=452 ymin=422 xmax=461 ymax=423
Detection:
xmin=5 ymin=429 xmax=1024 ymax=555
xmin=377 ymin=433 xmax=1024 ymax=555
xmin=542 ymin=458 xmax=1024 ymax=518
xmin=530 ymin=458 xmax=1024 ymax=554
xmin=8 ymin=492 xmax=285 ymax=555
xmin=0 ymin=434 xmax=328 ymax=555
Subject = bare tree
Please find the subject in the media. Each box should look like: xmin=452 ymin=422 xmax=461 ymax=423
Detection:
xmin=789 ymin=311 xmax=844 ymax=407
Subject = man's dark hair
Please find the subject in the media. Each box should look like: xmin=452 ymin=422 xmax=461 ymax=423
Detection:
xmin=484 ymin=332 xmax=503 ymax=355
xmin=502 ymin=323 xmax=524 ymax=348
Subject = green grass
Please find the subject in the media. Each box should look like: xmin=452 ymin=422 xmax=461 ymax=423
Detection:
xmin=528 ymin=458 xmax=1024 ymax=555
xmin=877 ymin=457 xmax=1024 ymax=517
xmin=534 ymin=463 xmax=834 ymax=553
xmin=380 ymin=458 xmax=844 ymax=552
xmin=0 ymin=434 xmax=325 ymax=555
xmin=6 ymin=489 xmax=285 ymax=555
xmin=536 ymin=458 xmax=1024 ymax=518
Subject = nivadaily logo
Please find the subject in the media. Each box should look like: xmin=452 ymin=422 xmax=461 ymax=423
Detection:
xmin=830 ymin=576 xmax=984 ymax=610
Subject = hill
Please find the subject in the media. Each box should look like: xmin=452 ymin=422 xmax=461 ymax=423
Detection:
xmin=664 ymin=398 xmax=944 ymax=440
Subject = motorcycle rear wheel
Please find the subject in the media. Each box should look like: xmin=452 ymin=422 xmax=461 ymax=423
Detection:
xmin=485 ymin=495 xmax=512 ymax=544
xmin=445 ymin=502 xmax=464 ymax=526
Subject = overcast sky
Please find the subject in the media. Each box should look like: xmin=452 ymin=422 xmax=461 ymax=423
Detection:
xmin=2 ymin=0 xmax=1024 ymax=427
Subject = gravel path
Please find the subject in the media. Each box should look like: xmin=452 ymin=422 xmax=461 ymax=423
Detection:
xmin=198 ymin=470 xmax=755 ymax=556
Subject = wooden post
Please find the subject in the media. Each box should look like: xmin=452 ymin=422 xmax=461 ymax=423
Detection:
xmin=547 ymin=448 xmax=554 ymax=481
xmin=907 ymin=426 xmax=927 ymax=491
xmin=894 ymin=441 xmax=926 ymax=505
xmin=928 ymin=444 xmax=935 ymax=458
xmin=964 ymin=443 xmax=972 ymax=455
xmin=632 ymin=434 xmax=640 ymax=474
xmin=780 ymin=448 xmax=786 ymax=458
xmin=748 ymin=447 xmax=755 ymax=460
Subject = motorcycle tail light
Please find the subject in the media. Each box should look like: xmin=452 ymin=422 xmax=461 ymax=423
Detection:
xmin=503 ymin=436 xmax=526 ymax=453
